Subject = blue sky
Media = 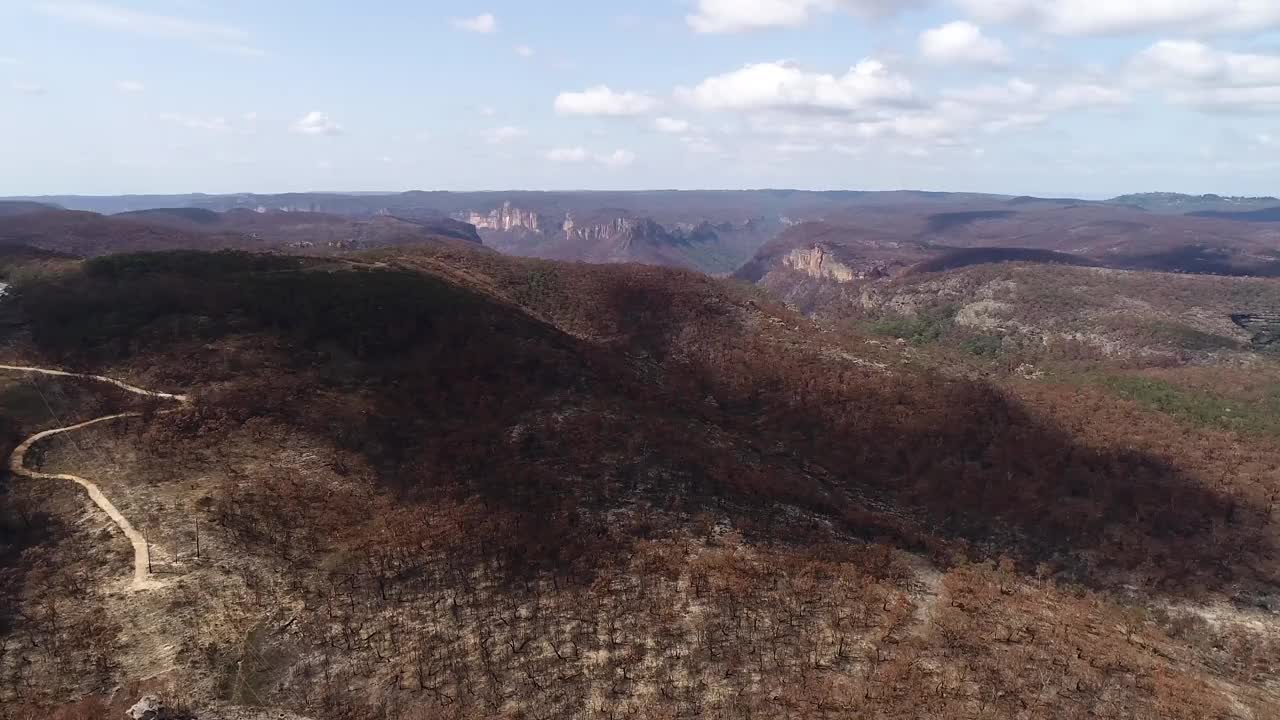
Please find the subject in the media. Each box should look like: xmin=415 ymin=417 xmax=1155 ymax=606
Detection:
xmin=3 ymin=0 xmax=1280 ymax=197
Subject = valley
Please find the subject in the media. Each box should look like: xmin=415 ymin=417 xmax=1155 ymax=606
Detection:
xmin=3 ymin=214 xmax=1280 ymax=717
xmin=14 ymin=0 xmax=1280 ymax=714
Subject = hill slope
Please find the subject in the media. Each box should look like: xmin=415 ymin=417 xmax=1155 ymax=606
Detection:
xmin=0 ymin=208 xmax=482 ymax=258
xmin=2 ymin=246 xmax=1279 ymax=718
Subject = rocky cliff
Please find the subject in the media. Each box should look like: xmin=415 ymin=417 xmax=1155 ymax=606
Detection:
xmin=562 ymin=215 xmax=671 ymax=251
xmin=782 ymin=246 xmax=860 ymax=283
xmin=465 ymin=202 xmax=546 ymax=234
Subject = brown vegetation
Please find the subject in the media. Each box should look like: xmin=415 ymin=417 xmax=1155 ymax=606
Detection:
xmin=2 ymin=246 xmax=1279 ymax=717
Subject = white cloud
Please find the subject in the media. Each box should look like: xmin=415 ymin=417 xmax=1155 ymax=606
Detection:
xmin=161 ymin=113 xmax=230 ymax=131
xmin=37 ymin=1 xmax=264 ymax=55
xmin=955 ymin=0 xmax=1280 ymax=35
xmin=1132 ymin=40 xmax=1280 ymax=112
xmin=735 ymin=69 xmax=1127 ymax=157
xmin=547 ymin=146 xmax=589 ymax=162
xmin=290 ymin=111 xmax=343 ymax=136
xmin=943 ymin=76 xmax=1126 ymax=113
xmin=11 ymin=81 xmax=46 ymax=96
xmin=1133 ymin=41 xmax=1280 ymax=88
xmin=943 ymin=78 xmax=1037 ymax=105
xmin=546 ymin=146 xmax=636 ymax=167
xmin=775 ymin=142 xmax=820 ymax=153
xmin=852 ymin=114 xmax=957 ymax=141
xmin=115 ymin=79 xmax=145 ymax=94
xmin=1046 ymin=83 xmax=1129 ymax=110
xmin=515 ymin=44 xmax=535 ymax=58
xmin=484 ymin=125 xmax=528 ymax=144
xmin=1174 ymin=86 xmax=1280 ymax=112
xmin=981 ymin=112 xmax=1048 ymax=132
xmin=655 ymin=117 xmax=693 ymax=133
xmin=555 ymin=86 xmax=659 ymax=117
xmin=453 ymin=13 xmax=497 ymax=34
xmin=681 ymin=60 xmax=915 ymax=114
xmin=687 ymin=0 xmax=917 ymax=33
xmin=682 ymin=136 xmax=722 ymax=154
xmin=919 ymin=22 xmax=1009 ymax=67
xmin=596 ymin=149 xmax=637 ymax=168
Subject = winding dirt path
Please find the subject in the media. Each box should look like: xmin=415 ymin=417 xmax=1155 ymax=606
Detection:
xmin=1 ymin=364 xmax=190 ymax=590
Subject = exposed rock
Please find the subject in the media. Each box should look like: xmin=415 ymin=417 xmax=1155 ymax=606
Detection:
xmin=563 ymin=214 xmax=669 ymax=250
xmin=127 ymin=695 xmax=174 ymax=720
xmin=955 ymin=300 xmax=1016 ymax=331
xmin=465 ymin=202 xmax=544 ymax=233
xmin=782 ymin=246 xmax=858 ymax=283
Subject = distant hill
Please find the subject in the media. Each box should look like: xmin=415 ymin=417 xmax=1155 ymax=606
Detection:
xmin=114 ymin=207 xmax=223 ymax=226
xmin=9 ymin=189 xmax=1280 ymax=275
xmin=904 ymin=247 xmax=1098 ymax=275
xmin=1190 ymin=207 xmax=1280 ymax=223
xmin=1108 ymin=192 xmax=1280 ymax=214
xmin=736 ymin=204 xmax=1280 ymax=317
xmin=0 ymin=208 xmax=483 ymax=258
xmin=0 ymin=201 xmax=60 ymax=217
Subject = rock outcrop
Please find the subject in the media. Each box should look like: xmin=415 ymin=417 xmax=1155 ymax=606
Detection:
xmin=465 ymin=202 xmax=545 ymax=233
xmin=563 ymin=215 xmax=672 ymax=251
xmin=127 ymin=696 xmax=176 ymax=720
xmin=782 ymin=246 xmax=860 ymax=283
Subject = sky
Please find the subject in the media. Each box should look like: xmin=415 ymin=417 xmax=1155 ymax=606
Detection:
xmin=2 ymin=0 xmax=1280 ymax=197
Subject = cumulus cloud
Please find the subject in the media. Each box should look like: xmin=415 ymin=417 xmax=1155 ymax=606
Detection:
xmin=680 ymin=60 xmax=915 ymax=114
xmin=291 ymin=111 xmax=343 ymax=136
xmin=484 ymin=125 xmax=528 ymax=144
xmin=736 ymin=68 xmax=1129 ymax=158
xmin=1045 ymin=83 xmax=1130 ymax=110
xmin=775 ymin=142 xmax=820 ymax=154
xmin=453 ymin=13 xmax=497 ymax=34
xmin=955 ymin=0 xmax=1280 ymax=35
xmin=596 ymin=149 xmax=637 ymax=168
xmin=687 ymin=0 xmax=917 ymax=33
xmin=943 ymin=76 xmax=1127 ymax=113
xmin=1132 ymin=40 xmax=1280 ymax=112
xmin=115 ymin=79 xmax=145 ymax=94
xmin=919 ymin=22 xmax=1009 ymax=67
xmin=1172 ymin=86 xmax=1280 ymax=112
xmin=546 ymin=146 xmax=589 ymax=162
xmin=546 ymin=147 xmax=637 ymax=167
xmin=655 ymin=117 xmax=693 ymax=133
xmin=1133 ymin=41 xmax=1280 ymax=87
xmin=943 ymin=78 xmax=1038 ymax=105
xmin=682 ymin=136 xmax=722 ymax=154
xmin=37 ymin=1 xmax=264 ymax=55
xmin=161 ymin=113 xmax=230 ymax=131
xmin=554 ymin=86 xmax=659 ymax=117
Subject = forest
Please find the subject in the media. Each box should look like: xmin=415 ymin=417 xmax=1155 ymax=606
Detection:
xmin=1 ymin=246 xmax=1278 ymax=718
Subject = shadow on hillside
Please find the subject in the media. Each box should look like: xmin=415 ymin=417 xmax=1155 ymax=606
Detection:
xmin=11 ymin=250 xmax=1275 ymax=598
xmin=1118 ymin=245 xmax=1280 ymax=278
xmin=828 ymin=380 xmax=1274 ymax=595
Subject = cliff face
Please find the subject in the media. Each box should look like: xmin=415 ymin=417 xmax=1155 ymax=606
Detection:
xmin=563 ymin=215 xmax=672 ymax=251
xmin=451 ymin=203 xmax=777 ymax=273
xmin=466 ymin=202 xmax=545 ymax=234
xmin=782 ymin=246 xmax=859 ymax=283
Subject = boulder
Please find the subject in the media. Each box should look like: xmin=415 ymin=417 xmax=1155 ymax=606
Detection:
xmin=126 ymin=695 xmax=171 ymax=720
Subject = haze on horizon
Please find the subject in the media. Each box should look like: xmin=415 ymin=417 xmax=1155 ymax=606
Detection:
xmin=3 ymin=0 xmax=1280 ymax=198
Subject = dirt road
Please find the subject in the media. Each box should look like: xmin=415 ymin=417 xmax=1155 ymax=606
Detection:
xmin=2 ymin=365 xmax=189 ymax=590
